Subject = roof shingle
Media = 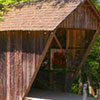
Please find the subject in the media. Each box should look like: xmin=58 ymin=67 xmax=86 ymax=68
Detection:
xmin=0 ymin=0 xmax=84 ymax=31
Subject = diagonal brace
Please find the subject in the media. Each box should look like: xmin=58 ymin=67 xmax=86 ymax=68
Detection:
xmin=54 ymin=34 xmax=63 ymax=50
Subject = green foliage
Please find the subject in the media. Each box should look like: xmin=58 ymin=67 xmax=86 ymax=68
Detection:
xmin=86 ymin=35 xmax=100 ymax=89
xmin=71 ymin=83 xmax=79 ymax=94
xmin=0 ymin=0 xmax=26 ymax=4
xmin=92 ymin=0 xmax=100 ymax=10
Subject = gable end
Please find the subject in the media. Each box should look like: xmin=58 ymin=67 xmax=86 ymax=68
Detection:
xmin=57 ymin=2 xmax=100 ymax=30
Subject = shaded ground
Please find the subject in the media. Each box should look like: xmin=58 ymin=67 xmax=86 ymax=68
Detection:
xmin=25 ymin=89 xmax=96 ymax=100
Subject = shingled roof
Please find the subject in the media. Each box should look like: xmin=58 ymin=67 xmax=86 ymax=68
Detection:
xmin=0 ymin=0 xmax=87 ymax=31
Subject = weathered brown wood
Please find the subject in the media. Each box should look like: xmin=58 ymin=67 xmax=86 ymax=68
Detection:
xmin=10 ymin=32 xmax=15 ymax=100
xmin=15 ymin=32 xmax=20 ymax=100
xmin=32 ymin=32 xmax=35 ymax=79
xmin=54 ymin=34 xmax=63 ymax=50
xmin=23 ymin=32 xmax=55 ymax=100
xmin=71 ymin=30 xmax=100 ymax=84
xmin=3 ymin=32 xmax=7 ymax=100
xmin=72 ymin=30 xmax=76 ymax=58
xmin=18 ymin=32 xmax=23 ymax=100
xmin=22 ymin=32 xmax=27 ymax=97
xmin=0 ymin=31 xmax=51 ymax=100
xmin=66 ymin=30 xmax=69 ymax=50
xmin=7 ymin=32 xmax=11 ymax=100
xmin=87 ymin=0 xmax=100 ymax=21
xmin=0 ymin=32 xmax=7 ymax=100
xmin=57 ymin=3 xmax=99 ymax=30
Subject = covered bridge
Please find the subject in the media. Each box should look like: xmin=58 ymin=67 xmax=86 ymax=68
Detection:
xmin=0 ymin=0 xmax=100 ymax=100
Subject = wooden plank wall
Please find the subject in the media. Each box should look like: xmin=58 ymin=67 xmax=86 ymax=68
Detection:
xmin=58 ymin=3 xmax=99 ymax=30
xmin=0 ymin=31 xmax=49 ymax=100
xmin=67 ymin=30 xmax=85 ymax=59
xmin=66 ymin=29 xmax=95 ymax=69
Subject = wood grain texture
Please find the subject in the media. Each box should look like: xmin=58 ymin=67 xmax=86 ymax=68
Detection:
xmin=23 ymin=32 xmax=54 ymax=99
xmin=0 ymin=31 xmax=49 ymax=100
xmin=0 ymin=30 xmax=98 ymax=100
xmin=71 ymin=30 xmax=100 ymax=84
xmin=58 ymin=3 xmax=99 ymax=30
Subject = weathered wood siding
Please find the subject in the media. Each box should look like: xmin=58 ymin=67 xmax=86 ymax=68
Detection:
xmin=58 ymin=4 xmax=99 ymax=30
xmin=49 ymin=28 xmax=95 ymax=70
xmin=66 ymin=29 xmax=95 ymax=70
xmin=0 ymin=31 xmax=49 ymax=100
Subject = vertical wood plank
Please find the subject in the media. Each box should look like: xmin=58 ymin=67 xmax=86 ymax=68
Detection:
xmin=72 ymin=30 xmax=77 ymax=58
xmin=7 ymin=32 xmax=11 ymax=100
xmin=18 ymin=32 xmax=23 ymax=100
xmin=10 ymin=32 xmax=15 ymax=100
xmin=3 ymin=32 xmax=7 ymax=100
xmin=0 ymin=32 xmax=4 ymax=100
xmin=32 ymin=32 xmax=35 ymax=78
xmin=22 ymin=32 xmax=27 ymax=97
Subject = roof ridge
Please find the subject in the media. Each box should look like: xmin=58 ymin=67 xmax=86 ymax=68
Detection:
xmin=8 ymin=0 xmax=84 ymax=9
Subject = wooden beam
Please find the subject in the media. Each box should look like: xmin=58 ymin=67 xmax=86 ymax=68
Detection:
xmin=54 ymin=34 xmax=63 ymax=50
xmin=66 ymin=30 xmax=69 ymax=68
xmin=66 ymin=30 xmax=69 ymax=49
xmin=87 ymin=0 xmax=100 ymax=21
xmin=71 ymin=30 xmax=100 ymax=84
xmin=22 ymin=32 xmax=55 ymax=100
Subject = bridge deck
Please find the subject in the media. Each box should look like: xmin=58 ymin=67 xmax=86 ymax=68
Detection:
xmin=25 ymin=89 xmax=96 ymax=100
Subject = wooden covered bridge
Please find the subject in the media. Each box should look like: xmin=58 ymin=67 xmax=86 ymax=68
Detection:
xmin=0 ymin=0 xmax=100 ymax=100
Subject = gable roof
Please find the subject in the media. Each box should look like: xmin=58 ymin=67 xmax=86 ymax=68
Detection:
xmin=0 ymin=0 xmax=99 ymax=31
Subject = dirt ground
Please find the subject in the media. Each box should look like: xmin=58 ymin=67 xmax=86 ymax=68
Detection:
xmin=25 ymin=89 xmax=96 ymax=100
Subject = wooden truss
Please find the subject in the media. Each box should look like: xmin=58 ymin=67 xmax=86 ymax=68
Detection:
xmin=23 ymin=31 xmax=63 ymax=99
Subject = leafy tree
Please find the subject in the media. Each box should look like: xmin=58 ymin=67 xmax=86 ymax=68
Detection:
xmin=92 ymin=0 xmax=100 ymax=10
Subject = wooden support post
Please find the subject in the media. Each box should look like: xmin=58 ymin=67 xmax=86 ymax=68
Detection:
xmin=66 ymin=29 xmax=70 ymax=68
xmin=66 ymin=30 xmax=69 ymax=50
xmin=7 ymin=32 xmax=11 ymax=100
xmin=54 ymin=34 xmax=63 ymax=50
xmin=23 ymin=32 xmax=55 ymax=100
xmin=71 ymin=30 xmax=100 ymax=84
